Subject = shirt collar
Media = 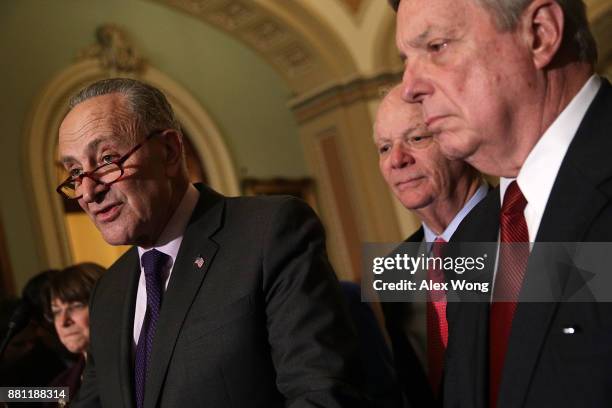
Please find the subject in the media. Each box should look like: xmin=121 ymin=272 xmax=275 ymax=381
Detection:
xmin=137 ymin=184 xmax=200 ymax=264
xmin=423 ymin=181 xmax=488 ymax=246
xmin=500 ymin=75 xmax=601 ymax=240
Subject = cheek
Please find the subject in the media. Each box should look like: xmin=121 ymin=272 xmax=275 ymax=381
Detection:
xmin=122 ymin=182 xmax=160 ymax=217
xmin=420 ymin=159 xmax=441 ymax=189
xmin=78 ymin=311 xmax=90 ymax=334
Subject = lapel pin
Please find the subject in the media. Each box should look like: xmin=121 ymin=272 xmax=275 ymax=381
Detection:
xmin=194 ymin=256 xmax=205 ymax=269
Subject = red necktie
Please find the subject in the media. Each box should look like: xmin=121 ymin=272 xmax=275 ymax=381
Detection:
xmin=490 ymin=181 xmax=529 ymax=407
xmin=427 ymin=237 xmax=448 ymax=395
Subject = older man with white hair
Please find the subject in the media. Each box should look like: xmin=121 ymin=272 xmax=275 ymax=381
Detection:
xmin=391 ymin=0 xmax=611 ymax=406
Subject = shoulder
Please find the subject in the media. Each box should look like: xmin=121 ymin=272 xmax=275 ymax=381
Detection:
xmin=452 ymin=186 xmax=500 ymax=243
xmin=90 ymin=247 xmax=138 ymax=301
xmin=224 ymin=195 xmax=318 ymax=225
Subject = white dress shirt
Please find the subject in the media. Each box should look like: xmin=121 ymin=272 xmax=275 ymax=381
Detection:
xmin=423 ymin=181 xmax=489 ymax=247
xmin=133 ymin=184 xmax=200 ymax=347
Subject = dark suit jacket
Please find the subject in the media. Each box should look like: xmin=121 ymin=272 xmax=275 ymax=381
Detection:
xmin=381 ymin=228 xmax=435 ymax=408
xmin=73 ymin=185 xmax=366 ymax=408
xmin=340 ymin=282 xmax=405 ymax=408
xmin=444 ymin=78 xmax=612 ymax=408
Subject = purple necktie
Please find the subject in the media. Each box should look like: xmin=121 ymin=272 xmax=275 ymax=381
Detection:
xmin=135 ymin=249 xmax=169 ymax=408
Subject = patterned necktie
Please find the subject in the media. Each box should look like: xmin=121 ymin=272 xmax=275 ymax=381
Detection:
xmin=427 ymin=237 xmax=448 ymax=395
xmin=135 ymin=249 xmax=169 ymax=408
xmin=490 ymin=181 xmax=529 ymax=407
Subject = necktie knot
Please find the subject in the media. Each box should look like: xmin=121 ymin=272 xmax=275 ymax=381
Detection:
xmin=141 ymin=249 xmax=169 ymax=309
xmin=432 ymin=237 xmax=447 ymax=258
xmin=141 ymin=249 xmax=169 ymax=279
xmin=502 ymin=181 xmax=527 ymax=215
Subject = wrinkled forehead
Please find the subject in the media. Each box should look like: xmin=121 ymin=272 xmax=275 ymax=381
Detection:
xmin=396 ymin=0 xmax=474 ymax=46
xmin=58 ymin=94 xmax=134 ymax=155
xmin=375 ymin=97 xmax=425 ymax=140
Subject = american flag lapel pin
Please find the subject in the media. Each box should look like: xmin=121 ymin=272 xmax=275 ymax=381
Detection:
xmin=194 ymin=256 xmax=205 ymax=269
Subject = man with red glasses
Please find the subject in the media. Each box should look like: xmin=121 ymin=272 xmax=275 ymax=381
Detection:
xmin=57 ymin=78 xmax=366 ymax=408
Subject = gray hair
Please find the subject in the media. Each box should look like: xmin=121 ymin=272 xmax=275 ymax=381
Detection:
xmin=68 ymin=78 xmax=181 ymax=137
xmin=388 ymin=0 xmax=597 ymax=64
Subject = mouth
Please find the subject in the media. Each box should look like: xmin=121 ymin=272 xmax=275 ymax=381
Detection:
xmin=425 ymin=115 xmax=446 ymax=130
xmin=93 ymin=202 xmax=123 ymax=223
xmin=395 ymin=177 xmax=425 ymax=191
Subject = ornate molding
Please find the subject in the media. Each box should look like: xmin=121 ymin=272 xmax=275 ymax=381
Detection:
xmin=289 ymin=70 xmax=402 ymax=123
xmin=77 ymin=24 xmax=146 ymax=74
xmin=155 ymin=0 xmax=323 ymax=87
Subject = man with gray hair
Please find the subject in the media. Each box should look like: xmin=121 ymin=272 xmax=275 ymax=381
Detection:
xmin=391 ymin=0 xmax=611 ymax=407
xmin=374 ymin=84 xmax=486 ymax=406
xmin=56 ymin=78 xmax=367 ymax=407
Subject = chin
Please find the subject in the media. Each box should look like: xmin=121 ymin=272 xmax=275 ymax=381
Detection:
xmin=399 ymin=198 xmax=429 ymax=211
xmin=100 ymin=229 xmax=131 ymax=246
xmin=437 ymin=132 xmax=474 ymax=161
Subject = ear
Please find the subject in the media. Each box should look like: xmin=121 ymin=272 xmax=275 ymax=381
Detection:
xmin=521 ymin=0 xmax=564 ymax=69
xmin=159 ymin=129 xmax=184 ymax=176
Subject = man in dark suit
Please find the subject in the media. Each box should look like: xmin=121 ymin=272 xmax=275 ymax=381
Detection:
xmin=56 ymin=78 xmax=366 ymax=407
xmin=391 ymin=0 xmax=611 ymax=406
xmin=373 ymin=85 xmax=486 ymax=406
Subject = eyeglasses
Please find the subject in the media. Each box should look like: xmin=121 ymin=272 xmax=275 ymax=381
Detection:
xmin=45 ymin=301 xmax=87 ymax=323
xmin=56 ymin=130 xmax=164 ymax=200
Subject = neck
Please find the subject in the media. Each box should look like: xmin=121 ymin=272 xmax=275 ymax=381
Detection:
xmin=416 ymin=174 xmax=481 ymax=235
xmin=140 ymin=178 xmax=189 ymax=249
xmin=502 ymin=62 xmax=593 ymax=177
xmin=470 ymin=62 xmax=594 ymax=178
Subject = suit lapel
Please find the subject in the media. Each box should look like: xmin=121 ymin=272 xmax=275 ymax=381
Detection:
xmin=116 ymin=248 xmax=141 ymax=408
xmin=143 ymin=186 xmax=225 ymax=408
xmin=499 ymin=79 xmax=612 ymax=407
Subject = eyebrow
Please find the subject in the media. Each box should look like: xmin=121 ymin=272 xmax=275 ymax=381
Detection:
xmin=59 ymin=136 xmax=118 ymax=166
xmin=408 ymin=27 xmax=432 ymax=48
xmin=375 ymin=124 xmax=421 ymax=143
xmin=402 ymin=125 xmax=422 ymax=139
xmin=398 ymin=26 xmax=432 ymax=63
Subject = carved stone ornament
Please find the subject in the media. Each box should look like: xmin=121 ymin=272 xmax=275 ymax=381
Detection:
xmin=77 ymin=24 xmax=146 ymax=73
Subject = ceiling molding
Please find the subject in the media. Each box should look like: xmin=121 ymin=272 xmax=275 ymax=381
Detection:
xmin=288 ymin=70 xmax=402 ymax=123
xmin=151 ymin=0 xmax=358 ymax=94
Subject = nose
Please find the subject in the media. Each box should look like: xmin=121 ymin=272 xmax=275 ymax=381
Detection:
xmin=59 ymin=310 xmax=73 ymax=327
xmin=401 ymin=60 xmax=433 ymax=103
xmin=80 ymin=176 xmax=108 ymax=203
xmin=390 ymin=143 xmax=414 ymax=170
